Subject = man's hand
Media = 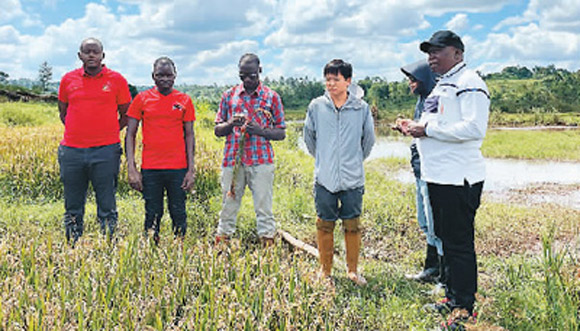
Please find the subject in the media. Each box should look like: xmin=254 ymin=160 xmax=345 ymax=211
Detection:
xmin=229 ymin=113 xmax=247 ymax=127
xmin=392 ymin=118 xmax=411 ymax=135
xmin=245 ymin=121 xmax=265 ymax=136
xmin=407 ymin=121 xmax=426 ymax=137
xmin=215 ymin=114 xmax=246 ymax=137
xmin=181 ymin=169 xmax=196 ymax=191
xmin=128 ymin=168 xmax=143 ymax=191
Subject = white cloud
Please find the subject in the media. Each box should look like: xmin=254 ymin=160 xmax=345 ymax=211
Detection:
xmin=445 ymin=14 xmax=469 ymax=32
xmin=1 ymin=0 xmax=580 ymax=87
xmin=472 ymin=0 xmax=580 ymax=74
xmin=472 ymin=23 xmax=580 ymax=72
xmin=422 ymin=0 xmax=513 ymax=16
xmin=0 ymin=0 xmax=25 ymax=21
xmin=494 ymin=0 xmax=580 ymax=32
xmin=0 ymin=25 xmax=20 ymax=42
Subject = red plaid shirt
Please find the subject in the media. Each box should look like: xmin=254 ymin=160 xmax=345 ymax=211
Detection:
xmin=215 ymin=83 xmax=285 ymax=167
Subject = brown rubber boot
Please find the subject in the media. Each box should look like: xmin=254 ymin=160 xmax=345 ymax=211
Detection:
xmin=343 ymin=217 xmax=367 ymax=286
xmin=316 ymin=218 xmax=335 ymax=279
xmin=261 ymin=237 xmax=275 ymax=248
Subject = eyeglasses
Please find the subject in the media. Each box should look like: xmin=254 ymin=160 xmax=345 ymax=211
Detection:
xmin=239 ymin=73 xmax=259 ymax=80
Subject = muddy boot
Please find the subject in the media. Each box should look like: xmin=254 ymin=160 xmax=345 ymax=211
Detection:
xmin=260 ymin=237 xmax=275 ymax=248
xmin=343 ymin=217 xmax=367 ymax=286
xmin=316 ymin=218 xmax=335 ymax=279
xmin=406 ymin=244 xmax=440 ymax=283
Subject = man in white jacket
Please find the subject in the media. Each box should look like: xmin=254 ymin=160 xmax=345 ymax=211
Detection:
xmin=402 ymin=30 xmax=489 ymax=327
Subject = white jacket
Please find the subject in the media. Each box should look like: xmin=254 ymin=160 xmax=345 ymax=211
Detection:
xmin=418 ymin=62 xmax=490 ymax=186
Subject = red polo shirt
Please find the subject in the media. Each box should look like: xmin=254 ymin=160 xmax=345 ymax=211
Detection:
xmin=127 ymin=88 xmax=196 ymax=169
xmin=58 ymin=66 xmax=131 ymax=148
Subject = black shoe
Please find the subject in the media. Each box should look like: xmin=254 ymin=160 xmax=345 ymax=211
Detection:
xmin=441 ymin=308 xmax=477 ymax=330
xmin=424 ymin=244 xmax=440 ymax=270
xmin=405 ymin=267 xmax=440 ymax=283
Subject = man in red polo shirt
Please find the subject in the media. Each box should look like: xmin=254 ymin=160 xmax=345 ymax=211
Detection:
xmin=125 ymin=57 xmax=196 ymax=244
xmin=58 ymin=37 xmax=131 ymax=245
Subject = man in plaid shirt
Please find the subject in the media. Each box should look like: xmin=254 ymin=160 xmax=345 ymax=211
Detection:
xmin=214 ymin=53 xmax=286 ymax=246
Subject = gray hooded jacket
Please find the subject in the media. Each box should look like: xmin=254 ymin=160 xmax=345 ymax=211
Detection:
xmin=303 ymin=90 xmax=375 ymax=193
xmin=401 ymin=60 xmax=436 ymax=178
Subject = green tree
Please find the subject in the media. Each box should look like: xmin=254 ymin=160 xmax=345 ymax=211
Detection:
xmin=38 ymin=61 xmax=52 ymax=92
xmin=0 ymin=71 xmax=8 ymax=83
xmin=128 ymin=84 xmax=139 ymax=99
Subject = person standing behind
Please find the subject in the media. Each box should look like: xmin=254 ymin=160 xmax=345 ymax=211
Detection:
xmin=304 ymin=59 xmax=375 ymax=285
xmin=125 ymin=57 xmax=196 ymax=244
xmin=214 ymin=53 xmax=286 ymax=247
xmin=397 ymin=60 xmax=443 ymax=284
xmin=402 ymin=30 xmax=490 ymax=328
xmin=58 ymin=37 xmax=131 ymax=245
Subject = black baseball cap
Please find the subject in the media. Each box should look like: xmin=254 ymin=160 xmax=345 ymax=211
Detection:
xmin=420 ymin=30 xmax=464 ymax=53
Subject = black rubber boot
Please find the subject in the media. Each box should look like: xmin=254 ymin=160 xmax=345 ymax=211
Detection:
xmin=406 ymin=244 xmax=440 ymax=283
xmin=425 ymin=244 xmax=439 ymax=270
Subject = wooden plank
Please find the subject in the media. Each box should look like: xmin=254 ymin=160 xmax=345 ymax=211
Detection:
xmin=278 ymin=229 xmax=319 ymax=258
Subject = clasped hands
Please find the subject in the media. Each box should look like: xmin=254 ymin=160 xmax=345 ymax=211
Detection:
xmin=228 ymin=114 xmax=267 ymax=137
xmin=392 ymin=119 xmax=426 ymax=138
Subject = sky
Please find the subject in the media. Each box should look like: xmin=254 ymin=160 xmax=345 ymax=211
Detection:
xmin=1 ymin=0 xmax=579 ymax=86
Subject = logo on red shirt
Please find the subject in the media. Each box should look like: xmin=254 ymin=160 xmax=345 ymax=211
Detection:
xmin=172 ymin=103 xmax=183 ymax=111
xmin=102 ymin=82 xmax=111 ymax=92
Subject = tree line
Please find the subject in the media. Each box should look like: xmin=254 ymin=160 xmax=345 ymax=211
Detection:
xmin=2 ymin=64 xmax=579 ymax=117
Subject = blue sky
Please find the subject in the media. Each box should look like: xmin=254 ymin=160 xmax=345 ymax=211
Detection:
xmin=1 ymin=0 xmax=579 ymax=85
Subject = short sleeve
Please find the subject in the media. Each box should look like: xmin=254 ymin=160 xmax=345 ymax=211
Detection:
xmin=58 ymin=74 xmax=69 ymax=103
xmin=115 ymin=75 xmax=132 ymax=105
xmin=215 ymin=91 xmax=230 ymax=124
xmin=126 ymin=93 xmax=144 ymax=120
xmin=271 ymin=92 xmax=285 ymax=129
xmin=183 ymin=96 xmax=196 ymax=122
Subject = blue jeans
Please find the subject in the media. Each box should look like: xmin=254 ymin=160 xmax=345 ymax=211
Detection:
xmin=58 ymin=143 xmax=121 ymax=240
xmin=142 ymin=168 xmax=187 ymax=237
xmin=416 ymin=178 xmax=443 ymax=255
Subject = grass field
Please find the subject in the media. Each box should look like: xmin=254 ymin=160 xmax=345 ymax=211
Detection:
xmin=482 ymin=129 xmax=580 ymax=161
xmin=0 ymin=102 xmax=579 ymax=329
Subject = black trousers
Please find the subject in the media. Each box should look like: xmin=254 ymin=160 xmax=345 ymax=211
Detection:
xmin=58 ymin=143 xmax=121 ymax=238
xmin=142 ymin=168 xmax=188 ymax=237
xmin=428 ymin=180 xmax=483 ymax=312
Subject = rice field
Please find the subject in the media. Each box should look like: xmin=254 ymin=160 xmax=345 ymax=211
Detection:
xmin=0 ymin=102 xmax=578 ymax=330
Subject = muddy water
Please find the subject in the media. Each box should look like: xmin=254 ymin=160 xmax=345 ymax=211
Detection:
xmin=297 ymin=136 xmax=580 ymax=209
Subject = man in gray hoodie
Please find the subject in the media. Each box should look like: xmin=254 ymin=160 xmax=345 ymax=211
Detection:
xmin=304 ymin=59 xmax=375 ymax=285
xmin=399 ymin=60 xmax=443 ymax=284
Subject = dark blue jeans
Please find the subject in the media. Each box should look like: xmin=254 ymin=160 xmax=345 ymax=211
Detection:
xmin=142 ymin=168 xmax=187 ymax=237
xmin=58 ymin=143 xmax=121 ymax=241
xmin=314 ymin=183 xmax=364 ymax=221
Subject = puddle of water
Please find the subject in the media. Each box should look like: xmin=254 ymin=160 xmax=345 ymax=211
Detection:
xmin=492 ymin=126 xmax=580 ymax=131
xmin=484 ymin=159 xmax=580 ymax=191
xmin=297 ymin=135 xmax=580 ymax=209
